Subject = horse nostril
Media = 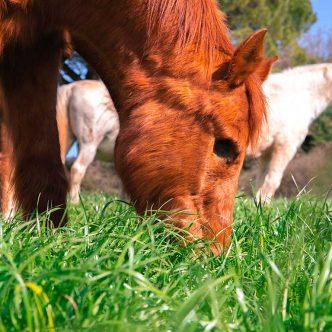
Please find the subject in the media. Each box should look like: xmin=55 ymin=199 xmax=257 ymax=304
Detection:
xmin=213 ymin=138 xmax=239 ymax=164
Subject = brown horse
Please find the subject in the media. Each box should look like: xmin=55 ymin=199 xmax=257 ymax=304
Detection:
xmin=0 ymin=0 xmax=276 ymax=254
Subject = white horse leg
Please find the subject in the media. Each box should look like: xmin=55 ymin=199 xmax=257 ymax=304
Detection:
xmin=69 ymin=143 xmax=98 ymax=204
xmin=255 ymin=146 xmax=273 ymax=192
xmin=256 ymin=143 xmax=297 ymax=203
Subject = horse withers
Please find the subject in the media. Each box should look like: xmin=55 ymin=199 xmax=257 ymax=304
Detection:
xmin=0 ymin=0 xmax=276 ymax=254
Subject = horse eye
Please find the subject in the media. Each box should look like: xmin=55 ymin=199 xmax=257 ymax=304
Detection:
xmin=213 ymin=138 xmax=239 ymax=164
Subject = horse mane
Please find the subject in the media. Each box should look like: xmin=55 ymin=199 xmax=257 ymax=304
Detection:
xmin=147 ymin=0 xmax=233 ymax=71
xmin=246 ymin=75 xmax=266 ymax=146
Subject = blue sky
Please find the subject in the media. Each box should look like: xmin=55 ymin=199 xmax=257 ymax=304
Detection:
xmin=310 ymin=0 xmax=332 ymax=31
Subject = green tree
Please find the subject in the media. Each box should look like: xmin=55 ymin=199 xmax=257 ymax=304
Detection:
xmin=220 ymin=0 xmax=317 ymax=68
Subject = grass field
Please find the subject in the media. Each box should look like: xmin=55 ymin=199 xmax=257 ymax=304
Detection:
xmin=0 ymin=193 xmax=331 ymax=331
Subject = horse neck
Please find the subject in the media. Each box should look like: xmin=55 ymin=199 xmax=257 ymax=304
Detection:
xmin=285 ymin=65 xmax=332 ymax=120
xmin=311 ymin=70 xmax=332 ymax=120
xmin=43 ymin=1 xmax=225 ymax=114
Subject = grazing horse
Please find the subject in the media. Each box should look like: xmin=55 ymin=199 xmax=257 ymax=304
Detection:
xmin=57 ymin=80 xmax=120 ymax=203
xmin=0 ymin=0 xmax=276 ymax=254
xmin=248 ymin=63 xmax=332 ymax=202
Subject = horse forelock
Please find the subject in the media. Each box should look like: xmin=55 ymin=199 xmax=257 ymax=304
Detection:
xmin=246 ymin=76 xmax=267 ymax=147
xmin=147 ymin=0 xmax=233 ymax=73
xmin=145 ymin=0 xmax=265 ymax=147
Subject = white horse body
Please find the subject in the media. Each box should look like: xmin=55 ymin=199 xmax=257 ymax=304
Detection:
xmin=248 ymin=63 xmax=332 ymax=201
xmin=57 ymin=80 xmax=120 ymax=203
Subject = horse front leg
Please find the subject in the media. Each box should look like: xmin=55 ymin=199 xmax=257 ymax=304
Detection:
xmin=257 ymin=142 xmax=298 ymax=203
xmin=0 ymin=32 xmax=68 ymax=226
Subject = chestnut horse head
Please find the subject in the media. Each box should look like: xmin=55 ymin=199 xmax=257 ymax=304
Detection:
xmin=0 ymin=0 xmax=276 ymax=253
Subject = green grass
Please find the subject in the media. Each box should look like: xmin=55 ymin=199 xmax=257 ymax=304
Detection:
xmin=0 ymin=193 xmax=331 ymax=331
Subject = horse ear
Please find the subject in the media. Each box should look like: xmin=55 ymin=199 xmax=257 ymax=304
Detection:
xmin=256 ymin=55 xmax=278 ymax=82
xmin=227 ymin=28 xmax=268 ymax=88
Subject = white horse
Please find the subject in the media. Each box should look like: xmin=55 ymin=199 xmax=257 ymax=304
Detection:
xmin=247 ymin=63 xmax=332 ymax=201
xmin=57 ymin=80 xmax=120 ymax=203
